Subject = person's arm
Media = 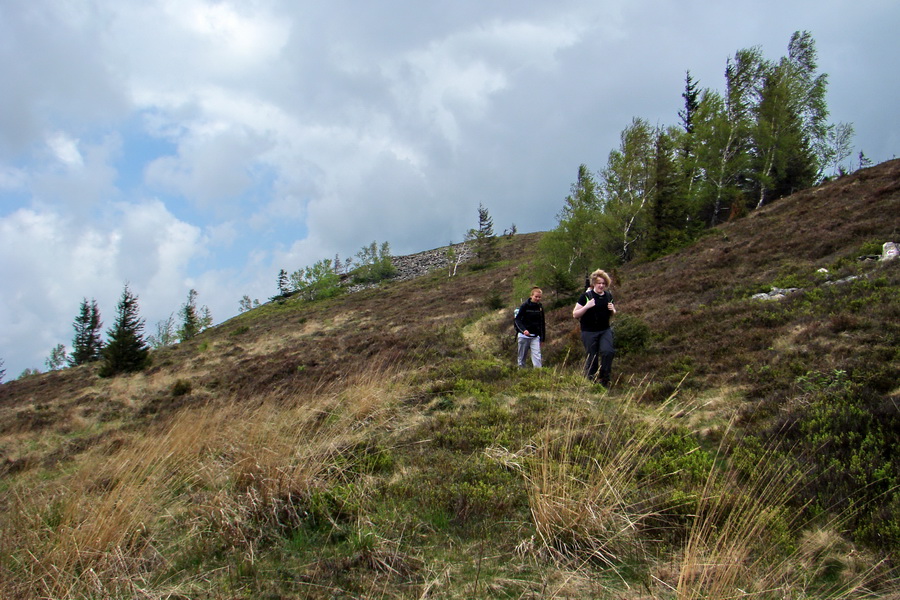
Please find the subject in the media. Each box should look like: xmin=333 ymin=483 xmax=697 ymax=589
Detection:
xmin=572 ymin=293 xmax=593 ymax=319
xmin=514 ymin=303 xmax=528 ymax=335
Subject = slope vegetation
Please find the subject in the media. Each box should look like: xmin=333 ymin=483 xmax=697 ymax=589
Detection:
xmin=1 ymin=161 xmax=899 ymax=599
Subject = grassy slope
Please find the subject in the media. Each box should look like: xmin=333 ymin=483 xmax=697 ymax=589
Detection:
xmin=0 ymin=161 xmax=899 ymax=599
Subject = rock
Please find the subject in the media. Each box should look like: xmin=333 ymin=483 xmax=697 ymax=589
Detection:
xmin=751 ymin=287 xmax=800 ymax=301
xmin=883 ymin=241 xmax=898 ymax=260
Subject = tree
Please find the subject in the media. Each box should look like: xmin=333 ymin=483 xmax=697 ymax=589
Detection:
xmin=70 ymin=298 xmax=103 ymax=366
xmin=0 ymin=357 xmax=5 ymax=383
xmin=352 ymin=241 xmax=397 ymax=284
xmin=535 ymin=164 xmax=606 ymax=293
xmin=99 ymin=284 xmax=150 ymax=377
xmin=239 ymin=295 xmax=260 ymax=313
xmin=599 ymin=117 xmax=657 ymax=262
xmin=446 ymin=242 xmax=462 ymax=277
xmin=679 ymin=70 xmax=701 ymax=150
xmin=823 ymin=122 xmax=855 ymax=177
xmin=277 ymin=269 xmax=290 ymax=296
xmin=465 ymin=203 xmax=498 ymax=266
xmin=178 ymin=289 xmax=203 ymax=342
xmin=291 ymin=258 xmax=343 ymax=301
xmin=648 ymin=127 xmax=693 ymax=257
xmin=857 ymin=151 xmax=872 ymax=171
xmin=692 ymin=47 xmax=764 ymax=225
xmin=148 ymin=313 xmax=177 ymax=349
xmin=751 ymin=31 xmax=828 ymax=207
xmin=45 ymin=344 xmax=68 ymax=371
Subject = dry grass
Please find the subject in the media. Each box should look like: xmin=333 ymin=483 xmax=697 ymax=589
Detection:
xmin=1 ymin=358 xmax=408 ymax=599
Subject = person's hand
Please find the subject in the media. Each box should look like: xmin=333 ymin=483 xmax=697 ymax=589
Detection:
xmin=585 ymin=297 xmax=596 ymax=308
xmin=522 ymin=330 xmax=530 ymax=336
xmin=607 ymin=301 xmax=616 ymax=313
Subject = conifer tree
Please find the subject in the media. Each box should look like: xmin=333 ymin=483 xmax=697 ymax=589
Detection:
xmin=70 ymin=298 xmax=103 ymax=366
xmin=178 ymin=289 xmax=202 ymax=342
xmin=648 ymin=128 xmax=691 ymax=257
xmin=99 ymin=284 xmax=150 ymax=377
xmin=466 ymin=203 xmax=498 ymax=266
xmin=277 ymin=269 xmax=290 ymax=296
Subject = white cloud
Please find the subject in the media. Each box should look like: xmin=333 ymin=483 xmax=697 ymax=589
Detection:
xmin=47 ymin=132 xmax=84 ymax=167
xmin=0 ymin=200 xmax=204 ymax=376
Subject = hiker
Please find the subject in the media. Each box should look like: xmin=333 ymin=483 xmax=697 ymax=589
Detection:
xmin=573 ymin=269 xmax=617 ymax=386
xmin=514 ymin=287 xmax=546 ymax=368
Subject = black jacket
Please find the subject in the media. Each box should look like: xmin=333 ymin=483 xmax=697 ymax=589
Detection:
xmin=514 ymin=299 xmax=546 ymax=342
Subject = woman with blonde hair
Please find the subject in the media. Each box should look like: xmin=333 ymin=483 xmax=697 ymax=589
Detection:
xmin=572 ymin=269 xmax=617 ymax=386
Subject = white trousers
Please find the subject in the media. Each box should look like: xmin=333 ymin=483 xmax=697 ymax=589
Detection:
xmin=517 ymin=334 xmax=542 ymax=368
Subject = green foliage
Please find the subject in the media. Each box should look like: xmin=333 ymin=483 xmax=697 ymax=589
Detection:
xmin=613 ymin=314 xmax=652 ymax=356
xmin=465 ymin=203 xmax=499 ymax=267
xmin=484 ymin=289 xmax=504 ymax=310
xmin=532 ymin=165 xmax=618 ymax=294
xmin=99 ymin=284 xmax=150 ymax=378
xmin=177 ymin=289 xmax=212 ymax=342
xmin=44 ymin=344 xmax=68 ymax=371
xmin=857 ymin=239 xmax=884 ymax=256
xmin=600 ymin=117 xmax=657 ymax=262
xmin=786 ymin=369 xmax=900 ymax=552
xmin=351 ymin=241 xmax=396 ymax=284
xmin=291 ymin=258 xmax=343 ymax=301
xmin=69 ymin=298 xmax=103 ymax=366
xmin=640 ymin=430 xmax=714 ymax=486
xmin=148 ymin=313 xmax=177 ymax=349
xmin=537 ymin=31 xmax=843 ymax=272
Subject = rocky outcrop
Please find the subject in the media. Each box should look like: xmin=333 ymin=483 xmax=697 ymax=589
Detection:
xmin=342 ymin=243 xmax=473 ymax=293
xmin=390 ymin=242 xmax=473 ymax=281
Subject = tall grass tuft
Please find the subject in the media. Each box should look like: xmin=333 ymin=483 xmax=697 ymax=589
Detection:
xmin=523 ymin=379 xmax=686 ymax=569
xmin=1 ymin=358 xmax=406 ymax=599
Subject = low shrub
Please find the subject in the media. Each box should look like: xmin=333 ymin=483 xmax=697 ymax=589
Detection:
xmin=613 ymin=314 xmax=652 ymax=356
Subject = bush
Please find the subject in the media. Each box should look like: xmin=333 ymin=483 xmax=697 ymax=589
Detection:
xmin=351 ymin=241 xmax=396 ymax=284
xmin=291 ymin=258 xmax=343 ymax=301
xmin=613 ymin=314 xmax=652 ymax=355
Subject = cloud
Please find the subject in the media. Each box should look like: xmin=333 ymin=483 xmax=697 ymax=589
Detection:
xmin=0 ymin=200 xmax=204 ymax=375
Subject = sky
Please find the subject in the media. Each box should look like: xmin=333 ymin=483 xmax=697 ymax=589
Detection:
xmin=1 ymin=0 xmax=898 ymax=378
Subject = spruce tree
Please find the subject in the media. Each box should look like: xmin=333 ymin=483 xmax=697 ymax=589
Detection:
xmin=178 ymin=289 xmax=201 ymax=342
xmin=465 ymin=203 xmax=498 ymax=266
xmin=277 ymin=269 xmax=290 ymax=296
xmin=70 ymin=298 xmax=103 ymax=366
xmin=99 ymin=284 xmax=150 ymax=377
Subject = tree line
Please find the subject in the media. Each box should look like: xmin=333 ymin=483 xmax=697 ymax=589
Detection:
xmin=2 ymin=286 xmax=213 ymax=382
xmin=535 ymin=31 xmax=865 ymax=294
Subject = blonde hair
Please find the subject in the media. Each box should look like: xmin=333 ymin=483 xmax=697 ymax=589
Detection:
xmin=589 ymin=269 xmax=611 ymax=288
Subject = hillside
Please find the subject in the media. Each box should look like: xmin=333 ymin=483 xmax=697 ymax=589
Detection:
xmin=1 ymin=160 xmax=899 ymax=599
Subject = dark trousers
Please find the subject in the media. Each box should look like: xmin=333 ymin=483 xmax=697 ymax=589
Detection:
xmin=581 ymin=328 xmax=614 ymax=384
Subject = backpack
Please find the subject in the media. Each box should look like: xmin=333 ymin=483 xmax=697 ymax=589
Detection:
xmin=513 ymin=307 xmax=522 ymax=334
